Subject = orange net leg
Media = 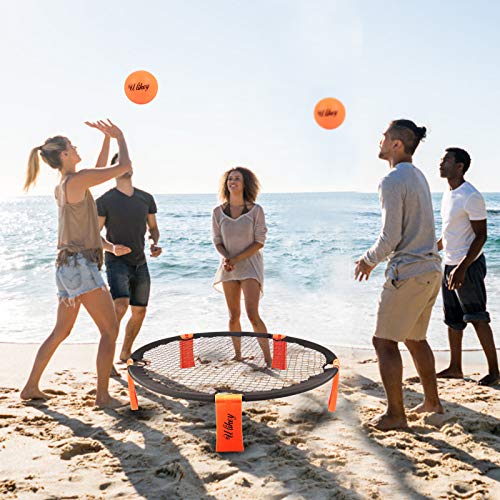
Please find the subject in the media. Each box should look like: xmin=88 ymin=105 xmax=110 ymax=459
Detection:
xmin=328 ymin=360 xmax=340 ymax=412
xmin=180 ymin=334 xmax=195 ymax=368
xmin=215 ymin=393 xmax=244 ymax=452
xmin=272 ymin=334 xmax=287 ymax=370
xmin=127 ymin=359 xmax=139 ymax=411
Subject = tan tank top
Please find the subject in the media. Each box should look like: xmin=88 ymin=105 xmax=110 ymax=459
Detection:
xmin=55 ymin=176 xmax=103 ymax=269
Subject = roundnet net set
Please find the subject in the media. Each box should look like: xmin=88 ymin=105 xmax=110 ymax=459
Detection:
xmin=127 ymin=332 xmax=340 ymax=452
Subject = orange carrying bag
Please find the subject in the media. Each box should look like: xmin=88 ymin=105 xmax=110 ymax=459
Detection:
xmin=215 ymin=393 xmax=244 ymax=452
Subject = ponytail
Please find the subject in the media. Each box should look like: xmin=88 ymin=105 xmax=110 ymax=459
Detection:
xmin=24 ymin=147 xmax=41 ymax=191
xmin=416 ymin=126 xmax=427 ymax=141
xmin=24 ymin=136 xmax=69 ymax=191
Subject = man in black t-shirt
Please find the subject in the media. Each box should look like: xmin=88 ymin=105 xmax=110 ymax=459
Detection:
xmin=96 ymin=154 xmax=162 ymax=363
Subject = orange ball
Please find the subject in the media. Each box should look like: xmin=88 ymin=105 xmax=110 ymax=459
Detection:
xmin=314 ymin=97 xmax=346 ymax=130
xmin=124 ymin=70 xmax=158 ymax=105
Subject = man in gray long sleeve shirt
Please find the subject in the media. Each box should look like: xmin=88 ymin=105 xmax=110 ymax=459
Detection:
xmin=354 ymin=119 xmax=443 ymax=431
xmin=363 ymin=163 xmax=442 ymax=280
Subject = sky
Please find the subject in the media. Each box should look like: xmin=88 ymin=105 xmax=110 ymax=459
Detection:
xmin=1 ymin=0 xmax=500 ymax=197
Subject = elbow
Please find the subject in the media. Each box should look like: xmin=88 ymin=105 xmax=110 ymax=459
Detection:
xmin=119 ymin=159 xmax=132 ymax=169
xmin=379 ymin=233 xmax=399 ymax=250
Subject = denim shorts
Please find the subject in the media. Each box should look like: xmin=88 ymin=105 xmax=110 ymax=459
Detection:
xmin=56 ymin=253 xmax=106 ymax=305
xmin=105 ymin=258 xmax=150 ymax=307
xmin=442 ymin=254 xmax=490 ymax=330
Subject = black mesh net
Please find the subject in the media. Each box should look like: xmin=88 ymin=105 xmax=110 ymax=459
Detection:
xmin=137 ymin=335 xmax=329 ymax=397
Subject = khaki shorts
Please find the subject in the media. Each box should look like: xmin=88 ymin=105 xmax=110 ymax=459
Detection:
xmin=374 ymin=270 xmax=442 ymax=342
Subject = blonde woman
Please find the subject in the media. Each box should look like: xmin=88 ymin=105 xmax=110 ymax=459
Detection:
xmin=21 ymin=120 xmax=132 ymax=408
xmin=212 ymin=167 xmax=272 ymax=365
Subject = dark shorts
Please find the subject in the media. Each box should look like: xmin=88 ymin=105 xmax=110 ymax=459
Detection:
xmin=105 ymin=259 xmax=151 ymax=307
xmin=442 ymin=254 xmax=490 ymax=331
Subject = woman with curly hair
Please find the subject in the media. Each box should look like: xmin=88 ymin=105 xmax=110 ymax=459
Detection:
xmin=212 ymin=167 xmax=272 ymax=365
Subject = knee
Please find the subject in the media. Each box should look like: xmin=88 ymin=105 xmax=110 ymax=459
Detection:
xmin=131 ymin=307 xmax=147 ymax=321
xmin=102 ymin=320 xmax=119 ymax=341
xmin=228 ymin=310 xmax=240 ymax=323
xmin=247 ymin=311 xmax=261 ymax=326
xmin=117 ymin=304 xmax=128 ymax=316
xmin=114 ymin=300 xmax=129 ymax=319
xmin=372 ymin=336 xmax=397 ymax=354
xmin=404 ymin=339 xmax=426 ymax=353
xmin=51 ymin=326 xmax=72 ymax=342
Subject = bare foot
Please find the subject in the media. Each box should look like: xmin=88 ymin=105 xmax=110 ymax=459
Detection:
xmin=20 ymin=388 xmax=52 ymax=401
xmin=478 ymin=372 xmax=500 ymax=386
xmin=110 ymin=365 xmax=121 ymax=378
xmin=232 ymin=355 xmax=243 ymax=362
xmin=94 ymin=396 xmax=128 ymax=409
xmin=410 ymin=401 xmax=444 ymax=414
xmin=436 ymin=367 xmax=463 ymax=379
xmin=369 ymin=412 xmax=408 ymax=431
xmin=119 ymin=351 xmax=131 ymax=363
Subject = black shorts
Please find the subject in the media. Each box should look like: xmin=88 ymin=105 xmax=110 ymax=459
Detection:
xmin=442 ymin=254 xmax=490 ymax=331
xmin=105 ymin=259 xmax=151 ymax=307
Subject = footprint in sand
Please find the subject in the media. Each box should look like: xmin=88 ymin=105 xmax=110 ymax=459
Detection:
xmin=57 ymin=439 xmax=104 ymax=460
xmin=460 ymin=419 xmax=500 ymax=435
xmin=0 ymin=479 xmax=16 ymax=495
xmin=245 ymin=407 xmax=268 ymax=415
xmin=359 ymin=358 xmax=378 ymax=364
xmin=154 ymin=462 xmax=185 ymax=480
xmin=360 ymin=382 xmax=380 ymax=390
xmin=260 ymin=414 xmax=279 ymax=423
xmin=44 ymin=388 xmax=68 ymax=396
xmin=235 ymin=476 xmax=252 ymax=488
xmin=449 ymin=480 xmax=487 ymax=498
xmin=289 ymin=436 xmax=306 ymax=445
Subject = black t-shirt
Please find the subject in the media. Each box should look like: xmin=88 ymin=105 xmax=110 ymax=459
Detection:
xmin=96 ymin=188 xmax=157 ymax=266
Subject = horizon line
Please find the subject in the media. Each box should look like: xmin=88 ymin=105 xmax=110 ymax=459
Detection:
xmin=4 ymin=190 xmax=500 ymax=199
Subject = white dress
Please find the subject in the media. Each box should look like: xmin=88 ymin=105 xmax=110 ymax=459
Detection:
xmin=212 ymin=204 xmax=267 ymax=295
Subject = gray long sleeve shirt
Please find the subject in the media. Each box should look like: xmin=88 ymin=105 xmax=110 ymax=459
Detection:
xmin=362 ymin=162 xmax=441 ymax=281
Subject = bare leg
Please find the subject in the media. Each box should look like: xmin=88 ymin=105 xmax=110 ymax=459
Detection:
xmin=111 ymin=298 xmax=129 ymax=373
xmin=120 ymin=306 xmax=146 ymax=361
xmin=20 ymin=301 xmax=81 ymax=400
xmin=241 ymin=279 xmax=272 ymax=365
xmin=371 ymin=337 xmax=408 ymax=430
xmin=405 ymin=339 xmax=443 ymax=413
xmin=437 ymin=327 xmax=464 ymax=379
xmin=80 ymin=288 xmax=124 ymax=408
xmin=222 ymin=281 xmax=242 ymax=360
xmin=114 ymin=298 xmax=129 ymax=331
xmin=471 ymin=321 xmax=500 ymax=386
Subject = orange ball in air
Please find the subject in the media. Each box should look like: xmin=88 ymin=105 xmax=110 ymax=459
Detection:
xmin=124 ymin=70 xmax=158 ymax=105
xmin=314 ymin=97 xmax=346 ymax=129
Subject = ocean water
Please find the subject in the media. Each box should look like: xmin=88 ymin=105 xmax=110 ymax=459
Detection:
xmin=1 ymin=192 xmax=499 ymax=350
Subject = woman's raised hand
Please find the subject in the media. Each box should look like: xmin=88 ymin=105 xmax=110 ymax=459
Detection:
xmin=85 ymin=119 xmax=124 ymax=139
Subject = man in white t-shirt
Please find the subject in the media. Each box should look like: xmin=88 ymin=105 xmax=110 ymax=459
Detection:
xmin=437 ymin=147 xmax=499 ymax=386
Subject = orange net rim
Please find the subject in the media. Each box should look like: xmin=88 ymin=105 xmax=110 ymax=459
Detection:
xmin=127 ymin=331 xmax=339 ymax=403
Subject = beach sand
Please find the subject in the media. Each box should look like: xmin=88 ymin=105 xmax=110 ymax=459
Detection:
xmin=1 ymin=343 xmax=499 ymax=499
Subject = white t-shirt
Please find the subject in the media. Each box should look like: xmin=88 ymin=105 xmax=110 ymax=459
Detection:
xmin=441 ymin=181 xmax=487 ymax=265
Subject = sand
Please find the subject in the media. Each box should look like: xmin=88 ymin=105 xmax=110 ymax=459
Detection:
xmin=0 ymin=343 xmax=499 ymax=499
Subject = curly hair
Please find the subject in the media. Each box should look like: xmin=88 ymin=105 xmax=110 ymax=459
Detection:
xmin=218 ymin=166 xmax=261 ymax=203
